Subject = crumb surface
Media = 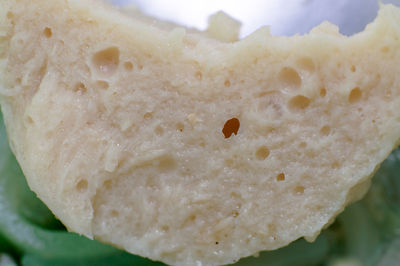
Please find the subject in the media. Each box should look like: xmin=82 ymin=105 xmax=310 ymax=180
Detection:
xmin=1 ymin=1 xmax=400 ymax=265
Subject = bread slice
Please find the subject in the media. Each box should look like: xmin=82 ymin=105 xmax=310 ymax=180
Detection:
xmin=1 ymin=0 xmax=400 ymax=265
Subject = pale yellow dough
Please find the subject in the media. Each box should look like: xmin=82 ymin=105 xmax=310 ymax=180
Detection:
xmin=1 ymin=1 xmax=400 ymax=265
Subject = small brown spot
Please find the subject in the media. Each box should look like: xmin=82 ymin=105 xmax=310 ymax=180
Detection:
xmin=161 ymin=226 xmax=170 ymax=232
xmin=276 ymin=173 xmax=285 ymax=181
xmin=320 ymin=125 xmax=331 ymax=136
xmin=26 ymin=116 xmax=34 ymax=125
xmin=95 ymin=80 xmax=109 ymax=90
xmin=124 ymin=62 xmax=134 ymax=71
xmin=299 ymin=142 xmax=307 ymax=149
xmin=331 ymin=161 xmax=340 ymax=169
xmin=76 ymin=179 xmax=88 ymax=193
xmin=103 ymin=180 xmax=112 ymax=190
xmin=320 ymin=88 xmax=327 ymax=97
xmin=294 ymin=186 xmax=305 ymax=195
xmin=157 ymin=156 xmax=176 ymax=172
xmin=43 ymin=27 xmax=52 ymax=38
xmin=224 ymin=80 xmax=231 ymax=87
xmin=110 ymin=210 xmax=119 ymax=217
xmin=176 ymin=122 xmax=185 ymax=132
xmin=348 ymin=87 xmax=362 ymax=103
xmin=195 ymin=71 xmax=203 ymax=80
xmin=199 ymin=139 xmax=206 ymax=147
xmin=73 ymin=82 xmax=87 ymax=94
xmin=222 ymin=118 xmax=240 ymax=138
xmin=255 ymin=146 xmax=270 ymax=160
xmin=144 ymin=112 xmax=153 ymax=120
xmin=381 ymin=46 xmax=389 ymax=53
xmin=6 ymin=12 xmax=14 ymax=20
xmin=155 ymin=125 xmax=164 ymax=136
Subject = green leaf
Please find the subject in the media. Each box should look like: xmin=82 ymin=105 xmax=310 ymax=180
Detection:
xmin=363 ymin=150 xmax=400 ymax=234
xmin=337 ymin=203 xmax=383 ymax=266
xmin=21 ymin=252 xmax=164 ymax=266
xmin=377 ymin=237 xmax=400 ymax=266
xmin=233 ymin=235 xmax=329 ymax=266
xmin=0 ymin=254 xmax=17 ymax=266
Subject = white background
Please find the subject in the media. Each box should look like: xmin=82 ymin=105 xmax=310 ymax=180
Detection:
xmin=111 ymin=0 xmax=400 ymax=37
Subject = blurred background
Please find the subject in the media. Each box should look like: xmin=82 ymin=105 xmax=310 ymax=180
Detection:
xmin=112 ymin=0 xmax=400 ymax=37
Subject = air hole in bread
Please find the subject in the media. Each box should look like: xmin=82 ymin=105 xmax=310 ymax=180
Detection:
xmin=25 ymin=116 xmax=34 ymax=125
xmin=222 ymin=118 xmax=240 ymax=138
xmin=297 ymin=57 xmax=315 ymax=72
xmin=381 ymin=46 xmax=389 ymax=53
xmin=268 ymin=223 xmax=276 ymax=233
xmin=279 ymin=67 xmax=302 ymax=88
xmin=43 ymin=27 xmax=52 ymax=38
xmin=299 ymin=142 xmax=307 ymax=149
xmin=155 ymin=125 xmax=164 ymax=136
xmin=288 ymin=95 xmax=311 ymax=111
xmin=76 ymin=179 xmax=88 ymax=193
xmin=73 ymin=82 xmax=87 ymax=94
xmin=92 ymin=47 xmax=120 ymax=76
xmin=161 ymin=226 xmax=170 ymax=233
xmin=320 ymin=88 xmax=327 ymax=97
xmin=144 ymin=112 xmax=153 ymax=120
xmin=255 ymin=146 xmax=270 ymax=160
xmin=124 ymin=61 xmax=133 ymax=71
xmin=293 ymin=185 xmax=305 ymax=195
xmin=331 ymin=161 xmax=340 ymax=169
xmin=110 ymin=210 xmax=119 ymax=217
xmin=349 ymin=87 xmax=362 ymax=103
xmin=95 ymin=80 xmax=109 ymax=90
xmin=6 ymin=12 xmax=14 ymax=20
xmin=320 ymin=125 xmax=331 ymax=136
xmin=276 ymin=173 xmax=285 ymax=181
xmin=156 ymin=156 xmax=176 ymax=172
xmin=103 ymin=179 xmax=112 ymax=190
xmin=15 ymin=77 xmax=22 ymax=85
xmin=176 ymin=122 xmax=184 ymax=132
xmin=195 ymin=71 xmax=203 ymax=80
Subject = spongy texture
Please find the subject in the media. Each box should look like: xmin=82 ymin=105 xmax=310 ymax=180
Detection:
xmin=1 ymin=0 xmax=400 ymax=265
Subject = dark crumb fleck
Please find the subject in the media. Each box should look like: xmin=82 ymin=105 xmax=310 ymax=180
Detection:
xmin=215 ymin=242 xmax=219 ymax=245
xmin=222 ymin=118 xmax=240 ymax=138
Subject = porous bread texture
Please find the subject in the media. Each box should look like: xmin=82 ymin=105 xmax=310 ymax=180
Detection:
xmin=1 ymin=0 xmax=400 ymax=265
